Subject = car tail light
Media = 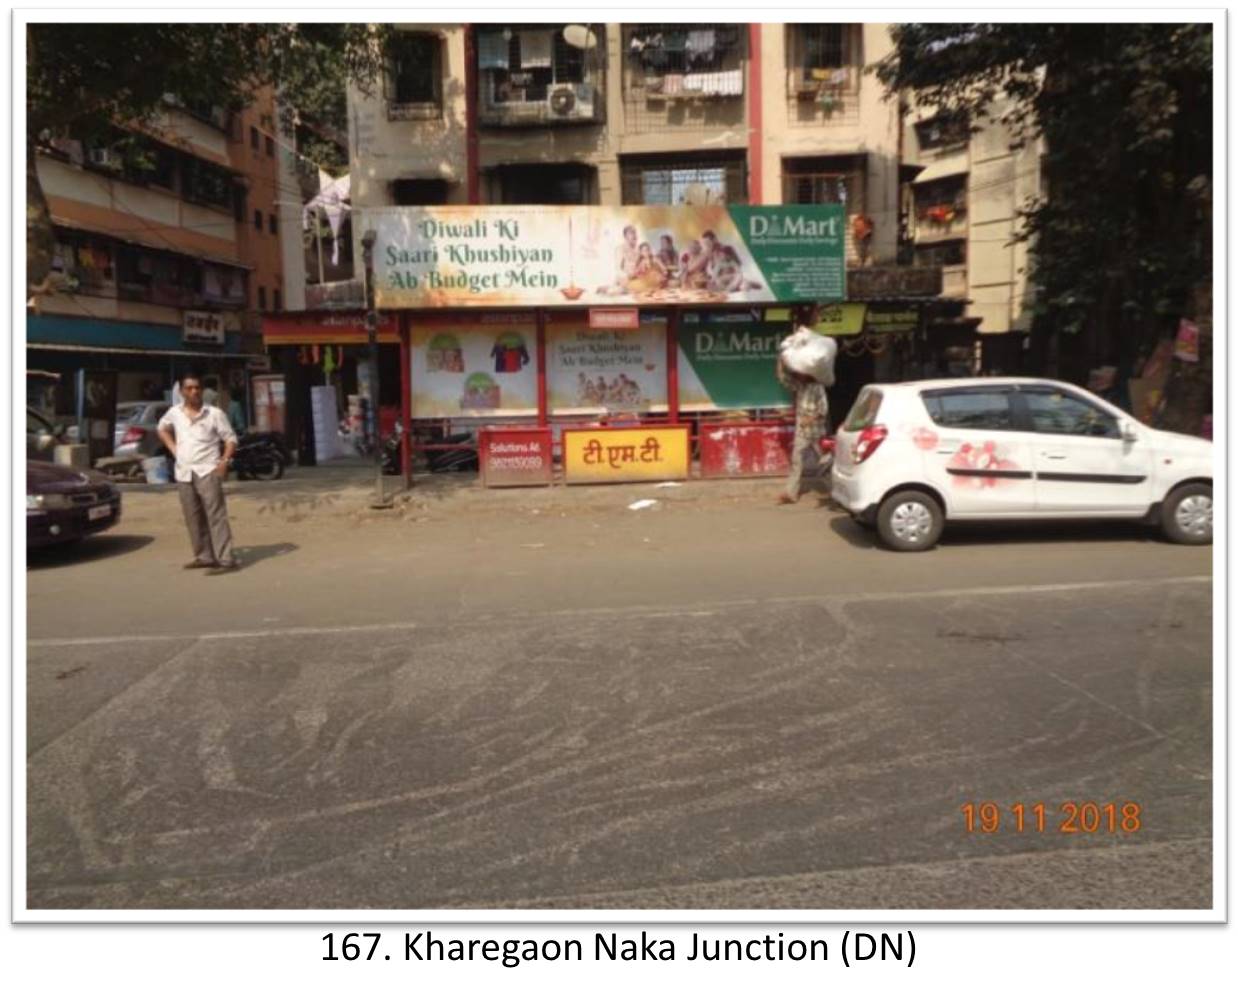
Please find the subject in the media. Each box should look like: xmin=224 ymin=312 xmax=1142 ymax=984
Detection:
xmin=851 ymin=425 xmax=888 ymax=464
xmin=122 ymin=426 xmax=146 ymax=445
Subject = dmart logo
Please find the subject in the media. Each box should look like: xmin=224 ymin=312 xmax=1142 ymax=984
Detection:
xmin=748 ymin=214 xmax=841 ymax=240
xmin=695 ymin=331 xmax=783 ymax=356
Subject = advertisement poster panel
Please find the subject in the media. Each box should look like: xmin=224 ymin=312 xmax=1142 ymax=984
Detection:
xmin=479 ymin=428 xmax=554 ymax=487
xmin=547 ymin=318 xmax=668 ymax=414
xmin=410 ymin=320 xmax=538 ymax=418
xmin=677 ymin=314 xmax=793 ymax=411
xmin=363 ymin=205 xmax=845 ymax=309
xmin=562 ymin=426 xmax=690 ymax=484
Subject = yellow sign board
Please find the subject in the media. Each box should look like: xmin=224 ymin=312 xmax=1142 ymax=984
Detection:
xmin=812 ymin=303 xmax=866 ymax=336
xmin=562 ymin=426 xmax=690 ymax=485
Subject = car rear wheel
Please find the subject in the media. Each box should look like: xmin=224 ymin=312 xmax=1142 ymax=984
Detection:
xmin=877 ymin=490 xmax=944 ymax=552
xmin=1161 ymin=483 xmax=1212 ymax=544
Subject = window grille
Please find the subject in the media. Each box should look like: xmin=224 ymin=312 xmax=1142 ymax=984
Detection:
xmin=387 ymin=32 xmax=443 ymax=118
xmin=476 ymin=25 xmax=602 ymax=126
xmin=785 ymin=24 xmax=861 ymax=127
xmin=619 ymin=153 xmax=747 ymax=206
xmin=622 ymin=24 xmax=745 ymax=134
xmin=783 ymin=156 xmax=867 ymax=260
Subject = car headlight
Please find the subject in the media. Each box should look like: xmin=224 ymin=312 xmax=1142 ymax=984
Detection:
xmin=27 ymin=493 xmax=72 ymax=510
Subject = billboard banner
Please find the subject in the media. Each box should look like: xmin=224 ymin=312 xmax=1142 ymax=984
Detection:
xmin=547 ymin=318 xmax=667 ymax=414
xmin=410 ymin=320 xmax=538 ymax=418
xmin=676 ymin=315 xmax=793 ymax=411
xmin=362 ymin=205 xmax=845 ymax=309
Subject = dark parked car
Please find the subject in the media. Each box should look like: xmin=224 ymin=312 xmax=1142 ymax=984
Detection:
xmin=27 ymin=408 xmax=61 ymax=461
xmin=27 ymin=460 xmax=122 ymax=547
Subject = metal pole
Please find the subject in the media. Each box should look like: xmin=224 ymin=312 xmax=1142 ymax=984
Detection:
xmin=361 ymin=229 xmax=391 ymax=508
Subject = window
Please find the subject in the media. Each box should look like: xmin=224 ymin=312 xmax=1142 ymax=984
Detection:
xmin=783 ymin=155 xmax=865 ymax=208
xmin=915 ymin=176 xmax=967 ymax=228
xmin=182 ymin=156 xmax=236 ymax=211
xmin=915 ymin=240 xmax=967 ymax=267
xmin=269 ymin=213 xmax=278 ymax=235
xmin=273 ymin=289 xmax=282 ymax=312
xmin=392 ymin=178 xmax=450 ymax=206
xmin=916 ymin=115 xmax=969 ymax=152
xmin=491 ymin=163 xmax=596 ymax=205
xmin=477 ymin=25 xmax=603 ymax=125
xmin=1023 ymin=390 xmax=1120 ymax=439
xmin=250 ymin=126 xmax=259 ymax=150
xmin=922 ymin=390 xmax=1015 ymax=431
xmin=388 ymin=32 xmax=442 ymax=108
xmin=233 ymin=186 xmax=246 ymax=223
xmin=789 ymin=24 xmax=859 ymax=87
xmin=265 ymin=134 xmax=275 ymax=156
xmin=257 ymin=286 xmax=267 ymax=310
xmin=843 ymin=389 xmax=883 ymax=432
xmin=620 ymin=152 xmax=747 ymax=205
xmin=253 ymin=209 xmax=263 ymax=232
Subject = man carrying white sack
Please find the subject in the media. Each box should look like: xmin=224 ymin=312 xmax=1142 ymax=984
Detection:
xmin=775 ymin=305 xmax=836 ymax=505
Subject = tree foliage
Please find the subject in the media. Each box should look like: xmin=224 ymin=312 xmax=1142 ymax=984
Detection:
xmin=26 ymin=23 xmax=393 ymax=296
xmin=875 ymin=23 xmax=1212 ymax=373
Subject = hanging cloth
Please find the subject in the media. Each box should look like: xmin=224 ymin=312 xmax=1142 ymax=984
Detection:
xmin=685 ymin=29 xmax=717 ymax=65
xmin=518 ymin=30 xmax=552 ymax=68
xmin=477 ymin=31 xmax=509 ymax=70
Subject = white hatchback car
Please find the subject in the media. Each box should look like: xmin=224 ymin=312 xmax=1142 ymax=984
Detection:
xmin=831 ymin=378 xmax=1213 ymax=551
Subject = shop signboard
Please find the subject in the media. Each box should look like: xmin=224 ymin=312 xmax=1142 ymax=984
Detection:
xmin=589 ymin=308 xmax=639 ymax=330
xmin=479 ymin=427 xmax=553 ymax=487
xmin=183 ymin=310 xmax=225 ymax=345
xmin=362 ymin=204 xmax=845 ymax=309
xmin=676 ymin=316 xmax=793 ymax=411
xmin=562 ymin=426 xmax=690 ymax=484
xmin=698 ymin=423 xmax=796 ymax=478
xmin=547 ymin=319 xmax=667 ymax=414
xmin=410 ymin=320 xmax=539 ymax=418
xmin=862 ymin=303 xmax=921 ymax=335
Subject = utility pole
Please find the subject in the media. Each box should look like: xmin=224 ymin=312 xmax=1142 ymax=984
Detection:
xmin=361 ymin=228 xmax=391 ymax=508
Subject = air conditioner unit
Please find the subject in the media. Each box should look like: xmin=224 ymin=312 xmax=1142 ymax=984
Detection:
xmin=88 ymin=148 xmax=117 ymax=168
xmin=547 ymin=84 xmax=596 ymax=120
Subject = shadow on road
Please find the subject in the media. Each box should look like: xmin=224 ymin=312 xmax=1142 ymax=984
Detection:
xmin=828 ymin=514 xmax=1161 ymax=551
xmin=27 ymin=534 xmax=155 ymax=569
xmin=232 ymin=542 xmax=299 ymax=568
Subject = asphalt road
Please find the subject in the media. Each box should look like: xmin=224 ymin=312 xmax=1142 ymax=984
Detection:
xmin=24 ymin=475 xmax=1214 ymax=910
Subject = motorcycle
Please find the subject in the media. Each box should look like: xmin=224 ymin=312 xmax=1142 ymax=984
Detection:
xmin=233 ymin=432 xmax=287 ymax=481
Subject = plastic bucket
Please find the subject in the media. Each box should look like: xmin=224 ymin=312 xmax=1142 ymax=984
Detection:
xmin=143 ymin=457 xmax=171 ymax=484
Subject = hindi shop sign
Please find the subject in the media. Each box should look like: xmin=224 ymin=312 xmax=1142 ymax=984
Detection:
xmin=562 ymin=426 xmax=690 ymax=485
xmin=183 ymin=310 xmax=225 ymax=346
xmin=361 ymin=205 xmax=845 ymax=309
xmin=479 ymin=427 xmax=553 ymax=487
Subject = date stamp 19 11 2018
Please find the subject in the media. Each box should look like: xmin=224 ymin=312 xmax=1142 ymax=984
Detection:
xmin=961 ymin=801 xmax=1143 ymax=835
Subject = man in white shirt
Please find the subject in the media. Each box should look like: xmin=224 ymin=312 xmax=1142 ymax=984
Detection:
xmin=157 ymin=372 xmax=239 ymax=571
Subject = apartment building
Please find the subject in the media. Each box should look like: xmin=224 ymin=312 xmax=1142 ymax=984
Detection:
xmin=346 ymin=23 xmax=901 ymax=270
xmin=902 ymin=97 xmax=1042 ymax=355
xmin=28 ymin=92 xmax=285 ymax=423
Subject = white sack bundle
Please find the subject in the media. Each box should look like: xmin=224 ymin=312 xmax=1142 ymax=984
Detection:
xmin=780 ymin=326 xmax=837 ymax=386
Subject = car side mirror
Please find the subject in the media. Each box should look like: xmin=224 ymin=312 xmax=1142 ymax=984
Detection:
xmin=37 ymin=432 xmax=55 ymax=451
xmin=1120 ymin=420 xmax=1139 ymax=443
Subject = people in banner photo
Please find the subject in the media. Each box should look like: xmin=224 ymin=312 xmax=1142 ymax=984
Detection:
xmin=597 ymin=220 xmax=764 ymax=300
xmin=575 ymin=372 xmax=644 ymax=408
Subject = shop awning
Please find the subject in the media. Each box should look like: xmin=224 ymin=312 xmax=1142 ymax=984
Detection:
xmin=911 ymin=155 xmax=969 ymax=185
xmin=29 ymin=343 xmax=263 ymax=360
xmin=262 ymin=311 xmax=400 ymax=346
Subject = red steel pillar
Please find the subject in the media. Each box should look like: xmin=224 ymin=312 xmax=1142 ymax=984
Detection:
xmin=536 ymin=309 xmax=548 ymax=426
xmin=667 ymin=309 xmax=680 ymax=423
xmin=399 ymin=312 xmax=413 ymax=488
xmin=747 ymin=24 xmax=763 ymax=205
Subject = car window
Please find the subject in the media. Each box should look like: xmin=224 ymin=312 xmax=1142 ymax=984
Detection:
xmin=1024 ymin=389 xmax=1119 ymax=439
xmin=117 ymin=404 xmax=146 ymax=425
xmin=921 ymin=390 xmax=1014 ymax=431
xmin=843 ymin=389 xmax=883 ymax=432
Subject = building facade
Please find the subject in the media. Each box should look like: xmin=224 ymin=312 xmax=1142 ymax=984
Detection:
xmin=28 ymin=91 xmax=287 ymax=426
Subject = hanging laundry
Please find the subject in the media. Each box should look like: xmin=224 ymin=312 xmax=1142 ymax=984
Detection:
xmin=477 ymin=31 xmax=509 ymax=70
xmin=663 ymin=30 xmax=688 ymax=55
xmin=518 ymin=30 xmax=552 ymax=68
xmin=698 ymin=69 xmax=743 ymax=96
xmin=685 ymin=29 xmax=717 ymax=65
xmin=323 ymin=346 xmax=337 ymax=375
xmin=662 ymin=74 xmax=684 ymax=95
